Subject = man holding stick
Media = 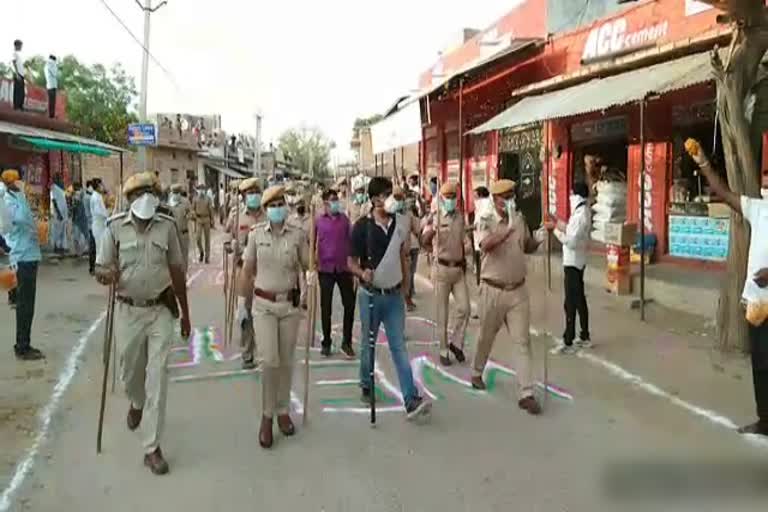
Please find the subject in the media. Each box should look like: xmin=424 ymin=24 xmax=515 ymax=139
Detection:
xmin=347 ymin=177 xmax=432 ymax=421
xmin=421 ymin=181 xmax=470 ymax=366
xmin=225 ymin=177 xmax=265 ymax=369
xmin=472 ymin=179 xmax=545 ymax=416
xmin=687 ymin=139 xmax=768 ymax=436
xmin=95 ymin=172 xmax=191 ymax=474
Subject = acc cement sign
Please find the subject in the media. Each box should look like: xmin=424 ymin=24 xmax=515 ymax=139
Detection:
xmin=582 ymin=17 xmax=669 ymax=63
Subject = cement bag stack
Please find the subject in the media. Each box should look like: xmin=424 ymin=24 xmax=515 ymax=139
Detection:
xmin=591 ymin=180 xmax=627 ymax=243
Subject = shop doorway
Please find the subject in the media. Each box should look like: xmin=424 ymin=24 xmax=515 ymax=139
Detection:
xmin=499 ymin=149 xmax=542 ymax=232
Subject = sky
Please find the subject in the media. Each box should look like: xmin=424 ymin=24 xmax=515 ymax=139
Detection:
xmin=13 ymin=0 xmax=522 ymax=160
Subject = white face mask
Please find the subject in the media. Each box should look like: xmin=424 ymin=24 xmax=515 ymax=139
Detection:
xmin=761 ymin=189 xmax=768 ymax=200
xmin=570 ymin=194 xmax=584 ymax=209
xmin=131 ymin=193 xmax=159 ymax=220
xmin=384 ymin=195 xmax=398 ymax=214
xmin=168 ymin=193 xmax=180 ymax=206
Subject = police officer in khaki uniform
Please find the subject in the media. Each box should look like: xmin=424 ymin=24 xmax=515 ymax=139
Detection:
xmin=225 ymin=177 xmax=265 ymax=369
xmin=168 ymin=183 xmax=192 ymax=274
xmin=473 ymin=179 xmax=544 ymax=416
xmin=348 ymin=176 xmax=371 ymax=225
xmin=421 ymin=181 xmax=470 ymax=366
xmin=237 ymin=185 xmax=310 ymax=449
xmin=192 ymin=183 xmax=214 ymax=263
xmin=287 ymin=195 xmax=311 ymax=309
xmin=95 ymin=172 xmax=191 ymax=474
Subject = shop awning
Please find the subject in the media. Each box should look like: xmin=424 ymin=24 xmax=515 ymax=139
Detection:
xmin=18 ymin=136 xmax=112 ymax=156
xmin=371 ymin=100 xmax=423 ymax=155
xmin=0 ymin=120 xmax=125 ymax=154
xmin=205 ymin=163 xmax=248 ymax=179
xmin=468 ymin=51 xmax=716 ymax=135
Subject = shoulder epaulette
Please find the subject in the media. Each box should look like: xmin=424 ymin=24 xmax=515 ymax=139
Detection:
xmin=106 ymin=212 xmax=128 ymax=225
xmin=157 ymin=213 xmax=176 ymax=223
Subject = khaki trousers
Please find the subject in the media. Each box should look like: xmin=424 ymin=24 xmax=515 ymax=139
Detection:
xmin=472 ymin=283 xmax=533 ymax=399
xmin=433 ymin=264 xmax=470 ymax=355
xmin=115 ymin=303 xmax=174 ymax=454
xmin=196 ymin=220 xmax=211 ymax=260
xmin=252 ymin=297 xmax=301 ymax=417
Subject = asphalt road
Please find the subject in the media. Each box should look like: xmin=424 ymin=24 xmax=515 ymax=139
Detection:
xmin=2 ymin=241 xmax=767 ymax=512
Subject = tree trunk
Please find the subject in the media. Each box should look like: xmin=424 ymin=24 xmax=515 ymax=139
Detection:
xmin=711 ymin=23 xmax=768 ymax=352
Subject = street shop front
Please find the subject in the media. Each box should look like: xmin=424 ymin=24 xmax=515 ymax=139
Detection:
xmin=470 ymin=49 xmax=732 ymax=267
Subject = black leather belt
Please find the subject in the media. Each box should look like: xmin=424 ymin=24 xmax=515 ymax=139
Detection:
xmin=181 ymin=230 xmax=189 ymax=235
xmin=438 ymin=258 xmax=465 ymax=269
xmin=482 ymin=278 xmax=525 ymax=292
xmin=364 ymin=284 xmax=401 ymax=295
xmin=117 ymin=295 xmax=163 ymax=307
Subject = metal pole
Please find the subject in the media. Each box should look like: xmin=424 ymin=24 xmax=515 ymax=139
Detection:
xmin=458 ymin=79 xmax=464 ymax=209
xmin=254 ymin=113 xmax=262 ymax=177
xmin=639 ymin=98 xmax=646 ymax=322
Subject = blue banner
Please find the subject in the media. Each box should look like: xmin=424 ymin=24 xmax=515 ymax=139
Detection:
xmin=127 ymin=123 xmax=157 ymax=146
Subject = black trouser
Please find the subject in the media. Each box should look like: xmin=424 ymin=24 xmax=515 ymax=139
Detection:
xmin=13 ymin=76 xmax=25 ymax=110
xmin=749 ymin=321 xmax=768 ymax=423
xmin=319 ymin=271 xmax=356 ymax=348
xmin=563 ymin=265 xmax=590 ymax=345
xmin=88 ymin=231 xmax=96 ymax=273
xmin=14 ymin=262 xmax=38 ymax=353
xmin=47 ymin=88 xmax=57 ymax=118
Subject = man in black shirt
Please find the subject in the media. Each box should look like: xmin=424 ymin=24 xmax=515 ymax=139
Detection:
xmin=347 ymin=177 xmax=431 ymax=421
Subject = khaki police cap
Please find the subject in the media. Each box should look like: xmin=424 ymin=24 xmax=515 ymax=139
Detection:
xmin=1 ymin=169 xmax=20 ymax=184
xmin=229 ymin=180 xmax=241 ymax=191
xmin=261 ymin=185 xmax=285 ymax=207
xmin=392 ymin=186 xmax=405 ymax=197
xmin=440 ymin=182 xmax=458 ymax=195
xmin=490 ymin=179 xmax=516 ymax=196
xmin=123 ymin=172 xmax=158 ymax=196
xmin=170 ymin=183 xmax=184 ymax=193
xmin=238 ymin=177 xmax=261 ymax=193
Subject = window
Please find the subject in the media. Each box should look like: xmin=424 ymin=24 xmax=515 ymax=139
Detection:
xmin=170 ymin=168 xmax=179 ymax=184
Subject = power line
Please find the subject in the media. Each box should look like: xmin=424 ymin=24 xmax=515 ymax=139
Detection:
xmin=96 ymin=0 xmax=182 ymax=92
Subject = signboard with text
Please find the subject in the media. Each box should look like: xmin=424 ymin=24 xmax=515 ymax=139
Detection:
xmin=127 ymin=123 xmax=157 ymax=146
xmin=581 ymin=17 xmax=669 ymax=63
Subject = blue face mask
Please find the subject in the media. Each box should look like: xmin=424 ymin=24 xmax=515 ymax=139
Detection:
xmin=430 ymin=182 xmax=437 ymax=195
xmin=441 ymin=198 xmax=456 ymax=213
xmin=394 ymin=200 xmax=405 ymax=213
xmin=266 ymin=206 xmax=287 ymax=223
xmin=355 ymin=193 xmax=366 ymax=204
xmin=328 ymin=200 xmax=342 ymax=215
xmin=245 ymin=193 xmax=261 ymax=209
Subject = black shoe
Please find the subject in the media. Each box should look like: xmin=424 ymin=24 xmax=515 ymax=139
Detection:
xmin=205 ymin=258 xmax=210 ymax=264
xmin=360 ymin=388 xmax=372 ymax=405
xmin=405 ymin=396 xmax=432 ymax=421
xmin=738 ymin=421 xmax=768 ymax=436
xmin=242 ymin=357 xmax=257 ymax=370
xmin=448 ymin=343 xmax=466 ymax=363
xmin=340 ymin=343 xmax=355 ymax=359
xmin=15 ymin=347 xmax=45 ymax=361
xmin=320 ymin=345 xmax=332 ymax=357
xmin=439 ymin=354 xmax=452 ymax=367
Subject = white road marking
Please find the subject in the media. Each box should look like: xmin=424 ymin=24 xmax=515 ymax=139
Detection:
xmin=416 ymin=272 xmax=766 ymax=448
xmin=0 ymin=268 xmax=204 ymax=511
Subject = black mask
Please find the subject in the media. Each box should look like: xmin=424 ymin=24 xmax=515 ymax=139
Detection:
xmin=297 ymin=206 xmax=306 ymax=216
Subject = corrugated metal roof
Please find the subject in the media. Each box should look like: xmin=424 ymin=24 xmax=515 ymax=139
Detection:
xmin=469 ymin=50 xmax=715 ymax=135
xmin=204 ymin=163 xmax=249 ymax=179
xmin=0 ymin=120 xmax=126 ymax=153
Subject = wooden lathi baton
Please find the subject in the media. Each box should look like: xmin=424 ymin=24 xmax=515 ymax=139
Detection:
xmin=303 ymin=203 xmax=318 ymax=426
xmin=97 ymin=283 xmax=116 ymax=454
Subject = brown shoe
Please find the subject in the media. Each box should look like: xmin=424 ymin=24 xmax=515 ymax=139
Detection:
xmin=738 ymin=421 xmax=768 ymax=436
xmin=143 ymin=448 xmax=169 ymax=475
xmin=277 ymin=414 xmax=296 ymax=437
xmin=518 ymin=396 xmax=542 ymax=416
xmin=259 ymin=416 xmax=273 ymax=448
xmin=127 ymin=406 xmax=143 ymax=431
xmin=471 ymin=376 xmax=486 ymax=390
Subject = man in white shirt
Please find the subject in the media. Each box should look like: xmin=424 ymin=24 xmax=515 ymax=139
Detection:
xmin=12 ymin=40 xmax=26 ymax=111
xmin=45 ymin=55 xmax=58 ymax=119
xmin=691 ymin=141 xmax=768 ymax=437
xmin=546 ymin=182 xmax=592 ymax=355
xmin=90 ymin=179 xmax=109 ymax=266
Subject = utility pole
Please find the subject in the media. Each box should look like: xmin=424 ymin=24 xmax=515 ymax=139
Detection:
xmin=135 ymin=0 xmax=168 ymax=172
xmin=253 ymin=112 xmax=262 ymax=177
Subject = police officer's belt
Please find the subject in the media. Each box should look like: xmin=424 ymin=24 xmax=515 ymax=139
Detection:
xmin=482 ymin=278 xmax=525 ymax=291
xmin=254 ymin=288 xmax=297 ymax=303
xmin=438 ymin=258 xmax=466 ymax=269
xmin=181 ymin=229 xmax=189 ymax=234
xmin=363 ymin=284 xmax=401 ymax=295
xmin=117 ymin=294 xmax=164 ymax=307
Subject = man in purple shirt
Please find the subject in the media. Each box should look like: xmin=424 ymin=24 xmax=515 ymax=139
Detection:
xmin=316 ymin=188 xmax=356 ymax=358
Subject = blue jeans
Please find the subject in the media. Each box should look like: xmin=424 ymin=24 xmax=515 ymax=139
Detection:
xmin=358 ymin=288 xmax=420 ymax=408
xmin=408 ymin=249 xmax=419 ymax=300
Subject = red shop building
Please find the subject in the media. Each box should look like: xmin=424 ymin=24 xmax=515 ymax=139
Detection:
xmin=470 ymin=0 xmax=737 ymax=266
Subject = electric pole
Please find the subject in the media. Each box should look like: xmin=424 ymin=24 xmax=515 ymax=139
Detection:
xmin=135 ymin=0 xmax=167 ymax=172
xmin=253 ymin=112 xmax=262 ymax=178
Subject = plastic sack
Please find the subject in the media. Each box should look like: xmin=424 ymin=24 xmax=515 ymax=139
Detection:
xmin=0 ymin=266 xmax=17 ymax=291
xmin=746 ymin=301 xmax=768 ymax=327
